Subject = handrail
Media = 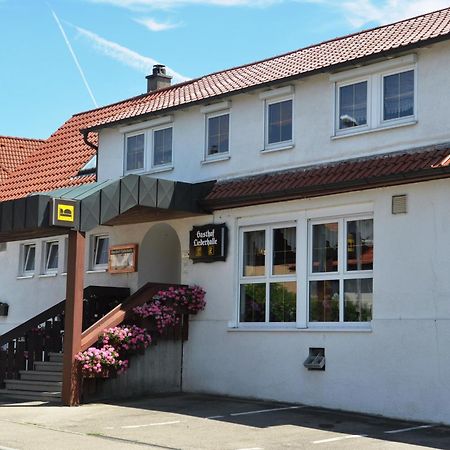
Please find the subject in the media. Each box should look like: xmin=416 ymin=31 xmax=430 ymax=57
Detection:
xmin=0 ymin=300 xmax=65 ymax=347
xmin=0 ymin=285 xmax=130 ymax=346
xmin=80 ymin=282 xmax=184 ymax=351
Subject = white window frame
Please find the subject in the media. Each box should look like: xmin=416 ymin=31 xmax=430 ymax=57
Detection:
xmin=307 ymin=214 xmax=373 ymax=329
xmin=380 ymin=67 xmax=417 ymax=127
xmin=91 ymin=234 xmax=109 ymax=271
xmin=204 ymin=110 xmax=231 ymax=161
xmin=123 ymin=117 xmax=174 ymax=175
xmin=20 ymin=243 xmax=36 ymax=276
xmin=43 ymin=240 xmax=59 ymax=274
xmin=335 ymin=77 xmax=371 ymax=136
xmin=331 ymin=55 xmax=417 ymax=138
xmin=263 ymin=95 xmax=294 ymax=152
xmin=124 ymin=131 xmax=146 ymax=175
xmin=238 ymin=222 xmax=298 ymax=328
xmin=151 ymin=125 xmax=173 ymax=169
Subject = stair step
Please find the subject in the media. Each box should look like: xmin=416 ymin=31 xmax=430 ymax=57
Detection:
xmin=48 ymin=352 xmax=63 ymax=363
xmin=0 ymin=388 xmax=61 ymax=403
xmin=34 ymin=361 xmax=63 ymax=372
xmin=5 ymin=379 xmax=62 ymax=393
xmin=19 ymin=370 xmax=62 ymax=382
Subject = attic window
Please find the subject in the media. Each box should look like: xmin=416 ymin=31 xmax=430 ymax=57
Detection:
xmin=77 ymin=155 xmax=97 ymax=176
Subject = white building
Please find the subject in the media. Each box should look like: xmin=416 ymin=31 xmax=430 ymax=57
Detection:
xmin=1 ymin=7 xmax=450 ymax=424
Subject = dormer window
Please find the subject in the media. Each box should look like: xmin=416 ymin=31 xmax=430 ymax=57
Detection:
xmin=383 ymin=70 xmax=414 ymax=121
xmin=338 ymin=81 xmax=368 ymax=130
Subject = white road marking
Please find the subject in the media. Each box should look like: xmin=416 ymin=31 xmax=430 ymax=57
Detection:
xmin=236 ymin=448 xmax=264 ymax=450
xmin=384 ymin=424 xmax=435 ymax=434
xmin=313 ymin=434 xmax=368 ymax=444
xmin=0 ymin=446 xmax=20 ymax=450
xmin=206 ymin=415 xmax=225 ymax=419
xmin=230 ymin=405 xmax=305 ymax=417
xmin=120 ymin=420 xmax=181 ymax=429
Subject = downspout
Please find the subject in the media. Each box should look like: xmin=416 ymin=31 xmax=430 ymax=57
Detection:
xmin=82 ymin=130 xmax=99 ymax=181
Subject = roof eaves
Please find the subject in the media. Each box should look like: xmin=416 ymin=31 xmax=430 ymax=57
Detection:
xmin=81 ymin=33 xmax=450 ymax=134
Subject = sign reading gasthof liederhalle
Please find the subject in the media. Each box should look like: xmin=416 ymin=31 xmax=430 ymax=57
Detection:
xmin=50 ymin=198 xmax=77 ymax=228
xmin=189 ymin=223 xmax=228 ymax=263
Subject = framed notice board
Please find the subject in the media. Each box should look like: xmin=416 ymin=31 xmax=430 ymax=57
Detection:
xmin=109 ymin=244 xmax=138 ymax=273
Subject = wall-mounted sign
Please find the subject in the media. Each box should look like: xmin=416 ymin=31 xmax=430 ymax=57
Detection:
xmin=109 ymin=244 xmax=138 ymax=273
xmin=189 ymin=223 xmax=228 ymax=263
xmin=50 ymin=198 xmax=77 ymax=228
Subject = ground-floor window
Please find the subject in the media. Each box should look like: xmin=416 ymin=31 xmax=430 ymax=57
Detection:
xmin=238 ymin=214 xmax=373 ymax=327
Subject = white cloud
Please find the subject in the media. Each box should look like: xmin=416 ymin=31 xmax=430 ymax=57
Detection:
xmin=306 ymin=0 xmax=449 ymax=27
xmin=87 ymin=0 xmax=281 ymax=10
xmin=134 ymin=17 xmax=181 ymax=31
xmin=75 ymin=25 xmax=190 ymax=82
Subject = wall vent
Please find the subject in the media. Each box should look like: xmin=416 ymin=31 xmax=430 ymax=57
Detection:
xmin=304 ymin=348 xmax=325 ymax=371
xmin=392 ymin=194 xmax=407 ymax=214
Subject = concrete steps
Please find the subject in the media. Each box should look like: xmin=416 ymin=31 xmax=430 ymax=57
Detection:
xmin=0 ymin=352 xmax=63 ymax=403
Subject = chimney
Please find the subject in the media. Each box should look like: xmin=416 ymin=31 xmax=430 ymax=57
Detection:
xmin=146 ymin=64 xmax=172 ymax=92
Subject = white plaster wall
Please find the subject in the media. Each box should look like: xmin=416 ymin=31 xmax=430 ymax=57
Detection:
xmin=176 ymin=179 xmax=450 ymax=425
xmin=1 ymin=179 xmax=450 ymax=424
xmin=98 ymin=41 xmax=450 ymax=184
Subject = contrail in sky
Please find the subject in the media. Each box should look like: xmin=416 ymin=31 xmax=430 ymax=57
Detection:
xmin=49 ymin=7 xmax=98 ymax=108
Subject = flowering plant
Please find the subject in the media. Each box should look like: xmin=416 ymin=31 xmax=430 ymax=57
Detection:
xmin=99 ymin=325 xmax=152 ymax=352
xmin=133 ymin=301 xmax=180 ymax=334
xmin=76 ymin=345 xmax=128 ymax=376
xmin=160 ymin=285 xmax=206 ymax=314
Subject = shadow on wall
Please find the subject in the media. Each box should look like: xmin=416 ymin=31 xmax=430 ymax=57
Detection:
xmin=138 ymin=223 xmax=181 ymax=288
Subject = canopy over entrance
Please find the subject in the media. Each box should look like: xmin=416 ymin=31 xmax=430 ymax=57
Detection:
xmin=0 ymin=174 xmax=214 ymax=243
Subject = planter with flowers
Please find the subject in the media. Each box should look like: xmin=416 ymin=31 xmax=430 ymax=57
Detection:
xmin=76 ymin=345 xmax=128 ymax=379
xmin=132 ymin=285 xmax=206 ymax=339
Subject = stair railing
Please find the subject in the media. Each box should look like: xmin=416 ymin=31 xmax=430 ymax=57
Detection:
xmin=0 ymin=286 xmax=130 ymax=388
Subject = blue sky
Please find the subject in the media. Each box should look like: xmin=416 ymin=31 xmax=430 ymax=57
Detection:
xmin=0 ymin=0 xmax=447 ymax=139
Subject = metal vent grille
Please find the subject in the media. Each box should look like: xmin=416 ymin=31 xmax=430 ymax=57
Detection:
xmin=392 ymin=195 xmax=407 ymax=214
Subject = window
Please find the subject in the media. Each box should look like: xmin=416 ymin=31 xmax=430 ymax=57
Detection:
xmin=207 ymin=113 xmax=229 ymax=156
xmin=383 ymin=70 xmax=414 ymax=121
xmin=125 ymin=133 xmax=145 ymax=172
xmin=338 ymin=81 xmax=368 ymax=130
xmin=21 ymin=243 xmax=36 ymax=275
xmin=91 ymin=235 xmax=109 ymax=270
xmin=265 ymin=98 xmax=293 ymax=148
xmin=239 ymin=226 xmax=297 ymax=323
xmin=44 ymin=241 xmax=59 ymax=274
xmin=332 ymin=56 xmax=417 ymax=136
xmin=153 ymin=127 xmax=172 ymax=166
xmin=308 ymin=218 xmax=373 ymax=323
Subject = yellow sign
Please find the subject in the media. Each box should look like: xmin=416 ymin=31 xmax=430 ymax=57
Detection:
xmin=57 ymin=204 xmax=75 ymax=222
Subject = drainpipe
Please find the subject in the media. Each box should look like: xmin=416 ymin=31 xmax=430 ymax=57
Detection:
xmin=82 ymin=130 xmax=99 ymax=181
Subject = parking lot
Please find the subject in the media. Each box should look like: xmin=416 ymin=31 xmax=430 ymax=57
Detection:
xmin=0 ymin=393 xmax=449 ymax=449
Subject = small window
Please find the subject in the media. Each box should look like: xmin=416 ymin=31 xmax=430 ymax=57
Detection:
xmin=92 ymin=235 xmax=109 ymax=270
xmin=44 ymin=241 xmax=59 ymax=273
xmin=338 ymin=81 xmax=368 ymax=129
xmin=125 ymin=133 xmax=145 ymax=172
xmin=207 ymin=113 xmax=229 ymax=156
xmin=383 ymin=70 xmax=414 ymax=121
xmin=21 ymin=244 xmax=36 ymax=275
xmin=153 ymin=127 xmax=172 ymax=166
xmin=266 ymin=99 xmax=293 ymax=147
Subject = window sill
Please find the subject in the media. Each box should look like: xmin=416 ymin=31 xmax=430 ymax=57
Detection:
xmin=332 ymin=119 xmax=417 ymax=140
xmin=38 ymin=273 xmax=57 ymax=278
xmin=16 ymin=275 xmax=34 ymax=280
xmin=145 ymin=165 xmax=174 ymax=175
xmin=228 ymin=325 xmax=372 ymax=333
xmin=201 ymin=155 xmax=231 ymax=165
xmin=261 ymin=143 xmax=294 ymax=154
xmin=86 ymin=269 xmax=108 ymax=274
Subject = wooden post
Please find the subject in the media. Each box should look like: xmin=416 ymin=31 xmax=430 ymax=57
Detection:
xmin=62 ymin=230 xmax=85 ymax=406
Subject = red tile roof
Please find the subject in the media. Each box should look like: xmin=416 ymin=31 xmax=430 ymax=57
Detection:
xmin=83 ymin=7 xmax=450 ymax=131
xmin=2 ymin=7 xmax=450 ymax=201
xmin=0 ymin=115 xmax=97 ymax=201
xmin=0 ymin=136 xmax=43 ymax=183
xmin=202 ymin=146 xmax=450 ymax=209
